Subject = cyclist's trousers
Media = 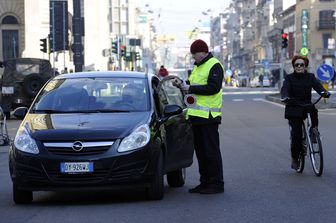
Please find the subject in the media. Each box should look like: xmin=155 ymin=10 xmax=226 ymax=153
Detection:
xmin=288 ymin=110 xmax=318 ymax=160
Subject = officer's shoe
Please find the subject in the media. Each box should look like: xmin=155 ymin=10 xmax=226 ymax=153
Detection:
xmin=198 ymin=185 xmax=224 ymax=194
xmin=188 ymin=184 xmax=207 ymax=193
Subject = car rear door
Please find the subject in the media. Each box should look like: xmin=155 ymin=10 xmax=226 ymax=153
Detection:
xmin=157 ymin=76 xmax=194 ymax=171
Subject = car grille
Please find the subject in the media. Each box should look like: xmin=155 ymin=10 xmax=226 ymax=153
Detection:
xmin=43 ymin=141 xmax=114 ymax=156
xmin=47 ymin=169 xmax=109 ymax=183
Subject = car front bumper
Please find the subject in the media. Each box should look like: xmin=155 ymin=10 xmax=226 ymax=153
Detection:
xmin=9 ymin=144 xmax=160 ymax=191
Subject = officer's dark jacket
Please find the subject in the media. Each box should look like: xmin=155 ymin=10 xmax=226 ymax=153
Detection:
xmin=281 ymin=71 xmax=326 ymax=119
xmin=186 ymin=53 xmax=224 ymax=125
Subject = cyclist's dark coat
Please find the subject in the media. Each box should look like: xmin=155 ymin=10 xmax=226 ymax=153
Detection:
xmin=281 ymin=71 xmax=325 ymax=119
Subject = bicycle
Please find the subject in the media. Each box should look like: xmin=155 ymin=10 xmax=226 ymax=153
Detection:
xmin=0 ymin=105 xmax=10 ymax=146
xmin=293 ymin=96 xmax=324 ymax=176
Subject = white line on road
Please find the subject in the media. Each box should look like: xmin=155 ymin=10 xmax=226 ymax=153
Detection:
xmin=252 ymin=98 xmax=264 ymax=101
xmin=263 ymin=100 xmax=285 ymax=108
xmin=232 ymin=99 xmax=244 ymax=102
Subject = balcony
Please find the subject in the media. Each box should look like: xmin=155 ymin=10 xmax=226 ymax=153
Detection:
xmin=316 ymin=48 xmax=335 ymax=57
xmin=316 ymin=20 xmax=336 ymax=30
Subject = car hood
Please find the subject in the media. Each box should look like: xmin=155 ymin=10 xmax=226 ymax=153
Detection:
xmin=24 ymin=112 xmax=151 ymax=141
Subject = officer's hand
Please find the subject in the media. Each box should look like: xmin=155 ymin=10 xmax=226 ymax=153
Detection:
xmin=321 ymin=91 xmax=331 ymax=98
xmin=172 ymin=79 xmax=182 ymax=87
xmin=180 ymin=80 xmax=190 ymax=93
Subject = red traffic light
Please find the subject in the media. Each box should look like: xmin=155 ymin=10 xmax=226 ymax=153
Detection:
xmin=282 ymin=33 xmax=288 ymax=39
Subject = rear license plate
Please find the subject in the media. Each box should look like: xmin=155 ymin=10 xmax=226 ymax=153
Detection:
xmin=60 ymin=162 xmax=93 ymax=173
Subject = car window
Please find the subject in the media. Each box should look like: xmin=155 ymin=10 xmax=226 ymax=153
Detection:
xmin=16 ymin=64 xmax=40 ymax=76
xmin=160 ymin=78 xmax=185 ymax=108
xmin=32 ymin=77 xmax=150 ymax=112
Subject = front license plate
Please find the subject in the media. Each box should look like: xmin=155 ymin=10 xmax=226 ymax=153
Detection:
xmin=60 ymin=162 xmax=93 ymax=173
xmin=2 ymin=86 xmax=14 ymax=94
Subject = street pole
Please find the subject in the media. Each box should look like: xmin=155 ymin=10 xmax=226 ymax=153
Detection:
xmin=279 ymin=47 xmax=286 ymax=91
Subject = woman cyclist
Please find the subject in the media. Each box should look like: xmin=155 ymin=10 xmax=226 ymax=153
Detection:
xmin=280 ymin=55 xmax=331 ymax=170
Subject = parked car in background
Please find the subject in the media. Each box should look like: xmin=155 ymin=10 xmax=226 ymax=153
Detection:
xmin=250 ymin=75 xmax=271 ymax=87
xmin=9 ymin=71 xmax=194 ymax=204
xmin=0 ymin=58 xmax=54 ymax=119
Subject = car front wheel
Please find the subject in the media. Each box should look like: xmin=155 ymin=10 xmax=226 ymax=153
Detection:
xmin=146 ymin=151 xmax=164 ymax=200
xmin=13 ymin=184 xmax=33 ymax=204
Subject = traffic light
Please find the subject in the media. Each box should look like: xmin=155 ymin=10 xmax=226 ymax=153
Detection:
xmin=120 ymin=45 xmax=126 ymax=57
xmin=40 ymin=38 xmax=47 ymax=53
xmin=281 ymin=33 xmax=288 ymax=49
xmin=135 ymin=52 xmax=140 ymax=61
xmin=112 ymin=41 xmax=118 ymax=54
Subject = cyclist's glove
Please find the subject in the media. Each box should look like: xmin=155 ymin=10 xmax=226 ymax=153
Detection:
xmin=321 ymin=91 xmax=331 ymax=98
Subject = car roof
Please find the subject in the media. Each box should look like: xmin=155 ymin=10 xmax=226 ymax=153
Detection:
xmin=55 ymin=71 xmax=154 ymax=79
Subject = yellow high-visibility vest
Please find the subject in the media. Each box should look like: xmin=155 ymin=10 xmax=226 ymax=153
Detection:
xmin=187 ymin=57 xmax=223 ymax=119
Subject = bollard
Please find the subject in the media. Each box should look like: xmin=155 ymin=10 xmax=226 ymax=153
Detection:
xmin=322 ymin=82 xmax=329 ymax=104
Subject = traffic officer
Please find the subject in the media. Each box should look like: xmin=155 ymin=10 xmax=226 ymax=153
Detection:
xmin=175 ymin=39 xmax=224 ymax=194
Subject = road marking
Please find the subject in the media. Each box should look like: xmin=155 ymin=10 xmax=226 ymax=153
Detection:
xmin=232 ymin=99 xmax=244 ymax=102
xmin=223 ymin=90 xmax=278 ymax=95
xmin=253 ymin=98 xmax=264 ymax=101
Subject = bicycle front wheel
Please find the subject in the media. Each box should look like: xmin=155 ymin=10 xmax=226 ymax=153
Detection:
xmin=309 ymin=128 xmax=323 ymax=176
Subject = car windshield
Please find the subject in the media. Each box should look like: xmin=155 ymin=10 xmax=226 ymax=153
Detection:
xmin=31 ymin=77 xmax=150 ymax=113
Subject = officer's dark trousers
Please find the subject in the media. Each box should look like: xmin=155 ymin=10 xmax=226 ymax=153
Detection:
xmin=192 ymin=123 xmax=224 ymax=187
xmin=288 ymin=110 xmax=318 ymax=160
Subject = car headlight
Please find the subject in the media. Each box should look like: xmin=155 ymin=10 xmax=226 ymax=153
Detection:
xmin=14 ymin=123 xmax=39 ymax=154
xmin=118 ymin=124 xmax=150 ymax=153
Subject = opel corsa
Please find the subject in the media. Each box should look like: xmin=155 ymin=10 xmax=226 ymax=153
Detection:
xmin=9 ymin=71 xmax=194 ymax=204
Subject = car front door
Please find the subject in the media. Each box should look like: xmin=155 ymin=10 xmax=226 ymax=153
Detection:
xmin=157 ymin=76 xmax=194 ymax=171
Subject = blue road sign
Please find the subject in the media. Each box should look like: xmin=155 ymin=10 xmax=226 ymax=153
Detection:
xmin=316 ymin=64 xmax=334 ymax=82
xmin=226 ymin=69 xmax=233 ymax=77
xmin=262 ymin=59 xmax=270 ymax=69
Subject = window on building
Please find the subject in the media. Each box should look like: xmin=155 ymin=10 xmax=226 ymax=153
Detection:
xmin=322 ymin=33 xmax=332 ymax=49
xmin=319 ymin=10 xmax=335 ymax=29
xmin=2 ymin=15 xmax=19 ymax=60
xmin=2 ymin=15 xmax=18 ymax=24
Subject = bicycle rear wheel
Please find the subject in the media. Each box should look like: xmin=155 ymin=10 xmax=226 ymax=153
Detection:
xmin=309 ymin=128 xmax=323 ymax=176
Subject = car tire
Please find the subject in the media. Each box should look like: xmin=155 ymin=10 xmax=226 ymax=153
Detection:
xmin=13 ymin=184 xmax=33 ymax=204
xmin=22 ymin=73 xmax=46 ymax=97
xmin=146 ymin=151 xmax=164 ymax=200
xmin=167 ymin=168 xmax=185 ymax=187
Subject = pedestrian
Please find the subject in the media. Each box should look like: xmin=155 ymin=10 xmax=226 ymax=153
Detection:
xmin=174 ymin=39 xmax=224 ymax=194
xmin=331 ymin=67 xmax=335 ymax=89
xmin=259 ymin=73 xmax=264 ymax=87
xmin=281 ymin=55 xmax=330 ymax=170
xmin=157 ymin=65 xmax=168 ymax=79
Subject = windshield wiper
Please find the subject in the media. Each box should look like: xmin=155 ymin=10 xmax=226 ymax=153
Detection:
xmin=32 ymin=109 xmax=71 ymax=113
xmin=91 ymin=109 xmax=130 ymax=113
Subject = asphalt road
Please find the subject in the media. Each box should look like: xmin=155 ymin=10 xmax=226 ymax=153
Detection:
xmin=1 ymin=90 xmax=336 ymax=223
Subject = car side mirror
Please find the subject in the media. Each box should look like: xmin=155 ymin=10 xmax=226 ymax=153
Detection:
xmin=163 ymin=104 xmax=182 ymax=118
xmin=13 ymin=107 xmax=28 ymax=120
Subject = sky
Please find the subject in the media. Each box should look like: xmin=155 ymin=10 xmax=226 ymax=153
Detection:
xmin=139 ymin=0 xmax=231 ymax=47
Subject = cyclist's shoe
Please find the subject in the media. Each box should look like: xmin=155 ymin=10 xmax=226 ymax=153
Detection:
xmin=291 ymin=159 xmax=300 ymax=170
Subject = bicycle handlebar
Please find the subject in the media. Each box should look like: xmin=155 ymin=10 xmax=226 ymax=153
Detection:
xmin=283 ymin=95 xmax=323 ymax=108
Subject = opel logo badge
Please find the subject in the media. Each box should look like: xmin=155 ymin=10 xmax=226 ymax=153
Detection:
xmin=72 ymin=141 xmax=84 ymax=151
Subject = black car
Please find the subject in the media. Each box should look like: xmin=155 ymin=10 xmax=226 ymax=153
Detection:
xmin=0 ymin=58 xmax=54 ymax=119
xmin=9 ymin=71 xmax=194 ymax=203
